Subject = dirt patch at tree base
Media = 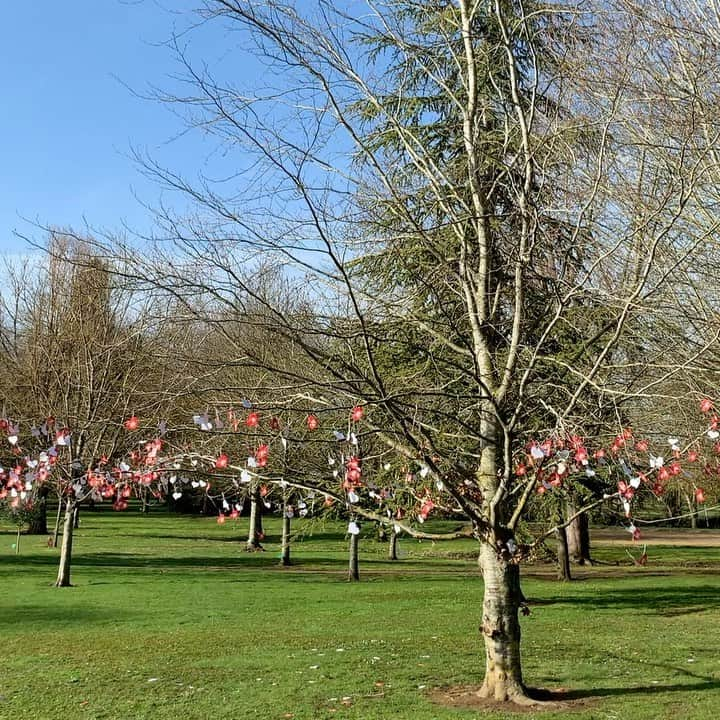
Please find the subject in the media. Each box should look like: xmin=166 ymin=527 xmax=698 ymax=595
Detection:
xmin=429 ymin=685 xmax=600 ymax=713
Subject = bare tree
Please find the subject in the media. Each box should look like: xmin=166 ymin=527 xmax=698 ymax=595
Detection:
xmin=0 ymin=233 xmax=195 ymax=585
xmin=97 ymin=0 xmax=720 ymax=703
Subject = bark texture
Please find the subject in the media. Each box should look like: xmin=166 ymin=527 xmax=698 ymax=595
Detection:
xmin=245 ymin=486 xmax=264 ymax=551
xmin=555 ymin=525 xmax=572 ymax=581
xmin=55 ymin=500 xmax=75 ymax=587
xmin=566 ymin=503 xmax=592 ymax=564
xmin=477 ymin=542 xmax=529 ymax=703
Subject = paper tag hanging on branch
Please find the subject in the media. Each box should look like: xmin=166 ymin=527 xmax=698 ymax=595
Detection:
xmin=192 ymin=414 xmax=212 ymax=431
xmin=649 ymin=455 xmax=664 ymax=469
xmin=348 ymin=521 xmax=360 ymax=535
xmin=530 ymin=445 xmax=545 ymax=460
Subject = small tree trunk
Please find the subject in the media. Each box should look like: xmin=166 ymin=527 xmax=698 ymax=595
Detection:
xmin=27 ymin=486 xmax=49 ymax=535
xmin=73 ymin=505 xmax=80 ymax=529
xmin=15 ymin=526 xmax=21 ymax=554
xmin=566 ymin=502 xmax=592 ymax=565
xmin=555 ymin=526 xmax=572 ymax=581
xmin=55 ymin=500 xmax=76 ymax=587
xmin=245 ymin=486 xmax=264 ymax=551
xmin=388 ymin=528 xmax=399 ymax=561
xmin=348 ymin=531 xmax=360 ymax=581
xmin=52 ymin=502 xmax=63 ymax=548
xmin=684 ymin=493 xmax=697 ymax=529
xmin=280 ymin=512 xmax=291 ymax=566
xmin=477 ymin=542 xmax=532 ymax=704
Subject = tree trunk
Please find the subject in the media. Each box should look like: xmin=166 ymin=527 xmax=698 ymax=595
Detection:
xmin=27 ymin=486 xmax=49 ymax=535
xmin=52 ymin=501 xmax=63 ymax=548
xmin=55 ymin=500 xmax=75 ymax=587
xmin=348 ymin=531 xmax=360 ymax=581
xmin=245 ymin=486 xmax=264 ymax=551
xmin=473 ymin=424 xmax=535 ymax=705
xmin=388 ymin=528 xmax=399 ymax=561
xmin=566 ymin=502 xmax=592 ymax=565
xmin=477 ymin=542 xmax=530 ymax=703
xmin=280 ymin=512 xmax=291 ymax=566
xmin=684 ymin=493 xmax=697 ymax=529
xmin=15 ymin=526 xmax=21 ymax=554
xmin=73 ymin=504 xmax=80 ymax=529
xmin=555 ymin=526 xmax=572 ymax=581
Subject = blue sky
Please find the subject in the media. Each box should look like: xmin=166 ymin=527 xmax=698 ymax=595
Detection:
xmin=0 ymin=0 xmax=244 ymax=252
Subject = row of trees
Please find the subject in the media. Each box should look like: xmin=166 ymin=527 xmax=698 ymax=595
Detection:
xmin=7 ymin=0 xmax=720 ymax=706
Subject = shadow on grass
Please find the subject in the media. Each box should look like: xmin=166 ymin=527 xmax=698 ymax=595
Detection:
xmin=538 ymin=580 xmax=720 ymax=614
xmin=559 ymin=679 xmax=720 ymax=699
xmin=0 ymin=603 xmax=134 ymax=626
xmin=0 ymin=552 xmax=448 ymax=574
xmin=557 ymin=656 xmax=720 ymax=699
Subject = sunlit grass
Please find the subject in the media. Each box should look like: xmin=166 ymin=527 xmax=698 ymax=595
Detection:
xmin=2 ymin=509 xmax=720 ymax=719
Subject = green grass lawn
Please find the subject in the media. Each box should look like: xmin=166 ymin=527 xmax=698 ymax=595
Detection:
xmin=2 ymin=510 xmax=720 ymax=720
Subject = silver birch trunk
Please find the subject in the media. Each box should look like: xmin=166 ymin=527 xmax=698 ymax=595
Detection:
xmin=475 ymin=436 xmax=533 ymax=703
xmin=477 ymin=542 xmax=527 ymax=702
xmin=245 ymin=485 xmax=264 ymax=551
xmin=55 ymin=500 xmax=75 ymax=587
